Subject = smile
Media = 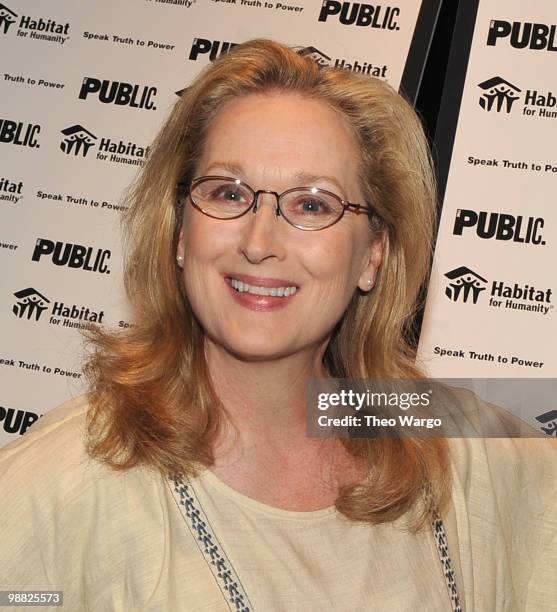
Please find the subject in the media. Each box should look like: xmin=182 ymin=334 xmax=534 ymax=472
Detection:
xmin=229 ymin=278 xmax=298 ymax=297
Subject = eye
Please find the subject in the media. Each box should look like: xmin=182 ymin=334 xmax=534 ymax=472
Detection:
xmin=192 ymin=178 xmax=252 ymax=209
xmin=286 ymin=193 xmax=336 ymax=216
xmin=213 ymin=185 xmax=247 ymax=203
xmin=300 ymin=198 xmax=328 ymax=213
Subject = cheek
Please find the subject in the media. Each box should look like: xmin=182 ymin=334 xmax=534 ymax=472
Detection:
xmin=181 ymin=214 xmax=231 ymax=266
xmin=180 ymin=220 xmax=219 ymax=302
xmin=304 ymin=232 xmax=366 ymax=292
xmin=292 ymin=239 xmax=362 ymax=334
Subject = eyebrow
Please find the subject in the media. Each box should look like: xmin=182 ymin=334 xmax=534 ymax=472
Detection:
xmin=203 ymin=161 xmax=347 ymax=197
xmin=293 ymin=171 xmax=346 ymax=196
xmin=204 ymin=161 xmax=244 ymax=176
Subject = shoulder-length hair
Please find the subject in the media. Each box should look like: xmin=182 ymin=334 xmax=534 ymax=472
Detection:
xmin=84 ymin=39 xmax=450 ymax=530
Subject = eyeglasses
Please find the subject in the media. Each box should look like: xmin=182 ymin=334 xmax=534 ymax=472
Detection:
xmin=181 ymin=175 xmax=374 ymax=231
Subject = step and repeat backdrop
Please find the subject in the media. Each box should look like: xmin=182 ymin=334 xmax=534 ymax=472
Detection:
xmin=418 ymin=0 xmax=557 ymax=434
xmin=0 ymin=0 xmax=439 ymax=446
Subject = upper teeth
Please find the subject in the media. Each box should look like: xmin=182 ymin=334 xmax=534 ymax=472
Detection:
xmin=230 ymin=278 xmax=298 ymax=297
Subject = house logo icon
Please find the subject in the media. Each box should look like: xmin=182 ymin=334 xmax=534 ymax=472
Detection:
xmin=444 ymin=267 xmax=488 ymax=304
xmin=13 ymin=288 xmax=50 ymax=321
xmin=0 ymin=3 xmax=17 ymax=35
xmin=60 ymin=125 xmax=97 ymax=157
xmin=535 ymin=410 xmax=557 ymax=436
xmin=294 ymin=46 xmax=332 ymax=67
xmin=478 ymin=77 xmax=521 ymax=113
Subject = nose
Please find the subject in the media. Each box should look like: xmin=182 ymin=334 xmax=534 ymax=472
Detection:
xmin=238 ymin=191 xmax=286 ymax=264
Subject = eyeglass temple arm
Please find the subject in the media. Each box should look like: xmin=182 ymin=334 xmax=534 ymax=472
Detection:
xmin=345 ymin=202 xmax=373 ymax=213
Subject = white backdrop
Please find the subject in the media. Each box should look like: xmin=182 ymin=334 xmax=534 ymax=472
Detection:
xmin=418 ymin=0 xmax=557 ymax=433
xmin=0 ymin=0 xmax=433 ymax=446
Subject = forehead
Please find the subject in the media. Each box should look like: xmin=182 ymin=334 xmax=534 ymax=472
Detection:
xmin=197 ymin=92 xmax=362 ymax=190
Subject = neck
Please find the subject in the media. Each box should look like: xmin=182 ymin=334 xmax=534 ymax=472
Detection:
xmin=206 ymin=338 xmax=325 ymax=430
xmin=204 ymin=337 xmax=339 ymax=457
xmin=203 ymin=337 xmax=365 ymax=506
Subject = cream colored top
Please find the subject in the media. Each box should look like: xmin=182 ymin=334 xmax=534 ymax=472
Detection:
xmin=0 ymin=395 xmax=555 ymax=611
xmin=185 ymin=469 xmax=454 ymax=611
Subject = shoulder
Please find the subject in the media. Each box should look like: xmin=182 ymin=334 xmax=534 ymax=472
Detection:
xmin=0 ymin=395 xmax=173 ymax=601
xmin=444 ymin=386 xmax=556 ymax=496
xmin=1 ymin=394 xmax=87 ymax=463
xmin=445 ymin=381 xmax=556 ymax=506
xmin=0 ymin=394 xmax=122 ymax=530
xmin=0 ymin=393 xmax=165 ymax=505
xmin=437 ymin=386 xmax=557 ymax=608
xmin=2 ymin=393 xmax=89 ymax=452
xmin=448 ymin=434 xmax=557 ymax=512
xmin=0 ymin=393 xmax=172 ymax=541
xmin=0 ymin=398 xmax=222 ymax=611
xmin=0 ymin=394 xmax=97 ymax=487
xmin=447 ymin=433 xmax=556 ymax=608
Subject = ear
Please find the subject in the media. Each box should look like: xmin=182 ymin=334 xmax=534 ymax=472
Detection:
xmin=176 ymin=226 xmax=185 ymax=268
xmin=357 ymin=231 xmax=385 ymax=292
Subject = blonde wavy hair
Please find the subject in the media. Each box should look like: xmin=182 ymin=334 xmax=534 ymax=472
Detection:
xmin=84 ymin=39 xmax=450 ymax=530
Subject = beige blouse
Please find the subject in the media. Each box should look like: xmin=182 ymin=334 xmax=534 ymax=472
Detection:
xmin=0 ymin=395 xmax=555 ymax=611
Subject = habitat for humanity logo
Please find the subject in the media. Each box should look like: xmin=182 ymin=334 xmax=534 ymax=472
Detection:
xmin=60 ymin=124 xmax=149 ymax=167
xmin=12 ymin=287 xmax=105 ymax=329
xmin=478 ymin=77 xmax=521 ymax=113
xmin=535 ymin=410 xmax=557 ymax=436
xmin=294 ymin=46 xmax=332 ymax=67
xmin=12 ymin=288 xmax=50 ymax=321
xmin=444 ymin=267 xmax=487 ymax=304
xmin=60 ymin=125 xmax=97 ymax=156
xmin=0 ymin=2 xmax=70 ymax=44
xmin=0 ymin=3 xmax=17 ymax=33
xmin=0 ymin=176 xmax=23 ymax=204
xmin=478 ymin=76 xmax=557 ymax=119
xmin=444 ymin=266 xmax=553 ymax=316
xmin=296 ymin=45 xmax=387 ymax=76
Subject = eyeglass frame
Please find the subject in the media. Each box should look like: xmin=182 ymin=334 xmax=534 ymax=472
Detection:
xmin=177 ymin=175 xmax=376 ymax=231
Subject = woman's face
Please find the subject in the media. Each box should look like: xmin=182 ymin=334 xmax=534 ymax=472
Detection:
xmin=177 ymin=92 xmax=382 ymax=362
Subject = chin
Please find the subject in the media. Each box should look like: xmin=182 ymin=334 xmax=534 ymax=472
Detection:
xmin=205 ymin=326 xmax=296 ymax=362
xmin=212 ymin=322 xmax=334 ymax=364
xmin=225 ymin=336 xmax=291 ymax=362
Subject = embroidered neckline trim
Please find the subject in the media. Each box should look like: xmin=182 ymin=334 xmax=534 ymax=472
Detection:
xmin=170 ymin=474 xmax=253 ymax=611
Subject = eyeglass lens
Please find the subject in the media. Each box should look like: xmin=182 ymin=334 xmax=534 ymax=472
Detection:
xmin=190 ymin=177 xmax=345 ymax=230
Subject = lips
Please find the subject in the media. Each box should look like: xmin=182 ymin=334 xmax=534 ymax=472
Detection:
xmin=229 ymin=277 xmax=297 ymax=297
xmin=225 ymin=273 xmax=299 ymax=288
xmin=224 ymin=274 xmax=299 ymax=310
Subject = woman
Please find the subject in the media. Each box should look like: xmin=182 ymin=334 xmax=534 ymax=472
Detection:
xmin=1 ymin=39 xmax=555 ymax=611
